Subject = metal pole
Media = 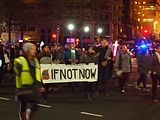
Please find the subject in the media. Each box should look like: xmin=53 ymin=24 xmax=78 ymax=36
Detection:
xmin=70 ymin=31 xmax=72 ymax=43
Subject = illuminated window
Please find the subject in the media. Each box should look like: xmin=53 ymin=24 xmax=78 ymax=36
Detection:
xmin=135 ymin=1 xmax=137 ymax=4
xmin=143 ymin=18 xmax=154 ymax=22
xmin=142 ymin=7 xmax=156 ymax=10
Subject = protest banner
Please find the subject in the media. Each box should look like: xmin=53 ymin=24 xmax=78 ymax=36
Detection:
xmin=41 ymin=63 xmax=98 ymax=83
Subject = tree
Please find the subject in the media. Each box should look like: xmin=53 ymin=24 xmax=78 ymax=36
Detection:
xmin=0 ymin=0 xmax=26 ymax=43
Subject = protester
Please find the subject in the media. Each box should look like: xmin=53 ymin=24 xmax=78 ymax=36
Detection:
xmin=39 ymin=45 xmax=52 ymax=64
xmin=70 ymin=43 xmax=80 ymax=64
xmin=3 ymin=47 xmax=10 ymax=73
xmin=63 ymin=43 xmax=80 ymax=92
xmin=64 ymin=43 xmax=71 ymax=64
xmin=10 ymin=44 xmax=17 ymax=75
xmin=95 ymin=38 xmax=113 ymax=96
xmin=39 ymin=45 xmax=52 ymax=102
xmin=149 ymin=45 xmax=160 ymax=103
xmin=14 ymin=42 xmax=41 ymax=120
xmin=115 ymin=44 xmax=132 ymax=93
xmin=55 ymin=45 xmax=64 ymax=64
xmin=136 ymin=45 xmax=150 ymax=92
xmin=81 ymin=46 xmax=97 ymax=101
xmin=82 ymin=46 xmax=97 ymax=64
xmin=0 ymin=42 xmax=5 ymax=85
xmin=50 ymin=44 xmax=58 ymax=62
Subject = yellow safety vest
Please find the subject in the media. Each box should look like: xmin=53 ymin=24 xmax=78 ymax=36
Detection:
xmin=14 ymin=56 xmax=41 ymax=88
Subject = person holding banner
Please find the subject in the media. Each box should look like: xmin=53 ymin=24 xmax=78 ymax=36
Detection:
xmin=39 ymin=45 xmax=52 ymax=64
xmin=39 ymin=45 xmax=53 ymax=102
xmin=64 ymin=43 xmax=80 ymax=92
xmin=14 ymin=43 xmax=41 ymax=120
xmin=64 ymin=43 xmax=80 ymax=64
xmin=82 ymin=46 xmax=98 ymax=101
xmin=64 ymin=43 xmax=71 ymax=64
xmin=95 ymin=38 xmax=113 ymax=96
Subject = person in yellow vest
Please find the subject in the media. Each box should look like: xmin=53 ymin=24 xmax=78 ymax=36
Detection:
xmin=14 ymin=42 xmax=41 ymax=120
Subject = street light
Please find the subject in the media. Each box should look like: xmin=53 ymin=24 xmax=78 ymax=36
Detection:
xmin=68 ymin=23 xmax=74 ymax=31
xmin=97 ymin=28 xmax=103 ymax=34
xmin=84 ymin=26 xmax=90 ymax=33
xmin=68 ymin=23 xmax=75 ymax=43
xmin=82 ymin=26 xmax=90 ymax=48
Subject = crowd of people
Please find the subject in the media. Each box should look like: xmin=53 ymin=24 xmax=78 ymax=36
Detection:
xmin=1 ymin=38 xmax=160 ymax=119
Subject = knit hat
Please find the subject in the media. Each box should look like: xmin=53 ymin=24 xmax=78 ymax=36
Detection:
xmin=22 ymin=42 xmax=35 ymax=54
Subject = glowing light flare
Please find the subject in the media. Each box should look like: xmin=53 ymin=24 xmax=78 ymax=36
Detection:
xmin=68 ymin=24 xmax=74 ymax=31
xmin=143 ymin=2 xmax=146 ymax=4
xmin=84 ymin=26 xmax=90 ymax=32
xmin=97 ymin=28 xmax=103 ymax=34
xmin=142 ymin=27 xmax=151 ymax=34
xmin=140 ymin=44 xmax=147 ymax=49
xmin=113 ymin=41 xmax=119 ymax=57
xmin=75 ymin=38 xmax=80 ymax=44
xmin=52 ymin=34 xmax=56 ymax=38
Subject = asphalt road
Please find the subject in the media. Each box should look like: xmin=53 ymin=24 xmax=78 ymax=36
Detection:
xmin=0 ymin=69 xmax=160 ymax=120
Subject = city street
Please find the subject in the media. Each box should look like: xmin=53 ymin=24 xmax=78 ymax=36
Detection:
xmin=0 ymin=70 xmax=160 ymax=120
xmin=1 ymin=0 xmax=160 ymax=120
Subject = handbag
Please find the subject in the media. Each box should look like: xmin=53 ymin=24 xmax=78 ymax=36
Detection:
xmin=116 ymin=52 xmax=123 ymax=77
xmin=116 ymin=70 xmax=123 ymax=77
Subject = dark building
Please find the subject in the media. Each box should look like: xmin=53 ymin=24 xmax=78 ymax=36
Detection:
xmin=1 ymin=0 xmax=124 ymax=44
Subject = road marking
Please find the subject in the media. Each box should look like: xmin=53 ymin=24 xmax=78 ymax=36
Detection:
xmin=128 ymin=84 xmax=160 ymax=88
xmin=37 ymin=104 xmax=52 ymax=108
xmin=81 ymin=112 xmax=103 ymax=117
xmin=0 ymin=97 xmax=11 ymax=101
xmin=0 ymin=97 xmax=52 ymax=108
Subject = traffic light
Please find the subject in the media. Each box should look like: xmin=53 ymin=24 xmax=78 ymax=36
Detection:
xmin=142 ymin=27 xmax=151 ymax=35
xmin=52 ymin=34 xmax=56 ymax=39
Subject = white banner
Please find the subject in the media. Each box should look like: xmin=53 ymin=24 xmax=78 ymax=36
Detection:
xmin=41 ymin=63 xmax=98 ymax=83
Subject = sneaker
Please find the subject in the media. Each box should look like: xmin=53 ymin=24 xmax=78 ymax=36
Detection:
xmin=87 ymin=93 xmax=93 ymax=102
xmin=26 ymin=108 xmax=31 ymax=120
xmin=142 ymin=88 xmax=150 ymax=92
xmin=135 ymin=85 xmax=141 ymax=90
xmin=121 ymin=89 xmax=125 ymax=93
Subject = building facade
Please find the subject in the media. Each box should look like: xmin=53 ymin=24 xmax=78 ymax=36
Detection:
xmin=2 ymin=0 xmax=123 ymax=44
xmin=131 ymin=0 xmax=160 ymax=39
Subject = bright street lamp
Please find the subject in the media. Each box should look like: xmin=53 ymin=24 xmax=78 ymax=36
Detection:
xmin=84 ymin=26 xmax=90 ymax=33
xmin=68 ymin=23 xmax=74 ymax=31
xmin=97 ymin=28 xmax=103 ymax=34
xmin=68 ymin=23 xmax=75 ymax=43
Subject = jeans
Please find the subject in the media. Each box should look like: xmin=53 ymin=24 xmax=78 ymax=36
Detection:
xmin=137 ymin=73 xmax=147 ymax=88
xmin=119 ymin=72 xmax=129 ymax=90
xmin=97 ymin=67 xmax=111 ymax=94
xmin=151 ymin=74 xmax=160 ymax=100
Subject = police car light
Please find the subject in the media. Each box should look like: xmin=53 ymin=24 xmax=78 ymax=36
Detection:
xmin=140 ymin=44 xmax=147 ymax=48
